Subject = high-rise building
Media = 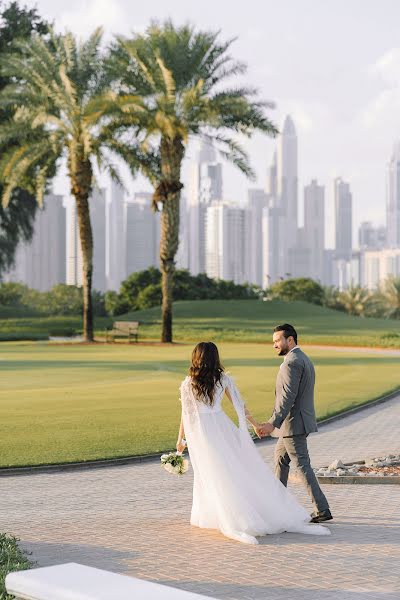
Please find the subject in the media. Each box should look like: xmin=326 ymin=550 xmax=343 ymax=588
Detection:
xmin=303 ymin=179 xmax=325 ymax=281
xmin=362 ymin=248 xmax=400 ymax=289
xmin=205 ymin=203 xmax=245 ymax=284
xmin=265 ymin=151 xmax=277 ymax=198
xmin=277 ymin=115 xmax=298 ymax=275
xmin=124 ymin=192 xmax=160 ymax=276
xmin=386 ymin=141 xmax=400 ymax=248
xmin=6 ymin=193 xmax=66 ymax=290
xmin=176 ymin=194 xmax=189 ymax=270
xmin=66 ymin=197 xmax=82 ymax=287
xmin=262 ymin=116 xmax=299 ymax=284
xmin=66 ymin=188 xmax=107 ymax=291
xmin=90 ymin=188 xmax=107 ymax=292
xmin=262 ymin=205 xmax=282 ymax=287
xmin=334 ymin=178 xmax=352 ymax=260
xmin=245 ymin=189 xmax=268 ymax=286
xmin=187 ymin=141 xmax=223 ymax=274
xmin=106 ymin=181 xmax=126 ymax=291
xmin=358 ymin=221 xmax=386 ymax=251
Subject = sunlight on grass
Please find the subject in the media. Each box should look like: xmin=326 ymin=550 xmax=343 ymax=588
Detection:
xmin=0 ymin=342 xmax=398 ymax=467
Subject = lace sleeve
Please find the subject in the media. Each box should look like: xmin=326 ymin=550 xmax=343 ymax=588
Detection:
xmin=179 ymin=376 xmax=198 ymax=417
xmin=223 ymin=373 xmax=247 ymax=431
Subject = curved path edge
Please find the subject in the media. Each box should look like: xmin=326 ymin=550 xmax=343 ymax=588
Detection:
xmin=1 ymin=386 xmax=399 ymax=478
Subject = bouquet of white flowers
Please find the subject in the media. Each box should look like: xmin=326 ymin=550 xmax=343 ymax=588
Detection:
xmin=160 ymin=451 xmax=189 ymax=475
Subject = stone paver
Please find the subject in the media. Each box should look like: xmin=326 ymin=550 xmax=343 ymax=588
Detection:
xmin=1 ymin=395 xmax=399 ymax=600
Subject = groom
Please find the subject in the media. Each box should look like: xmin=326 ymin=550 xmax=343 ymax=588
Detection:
xmin=257 ymin=324 xmax=332 ymax=523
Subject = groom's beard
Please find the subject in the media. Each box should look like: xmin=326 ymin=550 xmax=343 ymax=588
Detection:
xmin=278 ymin=347 xmax=289 ymax=356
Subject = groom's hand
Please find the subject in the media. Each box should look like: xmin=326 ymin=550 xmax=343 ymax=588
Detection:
xmin=252 ymin=423 xmax=264 ymax=439
xmin=258 ymin=422 xmax=275 ymax=437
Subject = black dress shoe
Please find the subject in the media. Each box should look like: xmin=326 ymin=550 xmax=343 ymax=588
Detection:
xmin=310 ymin=509 xmax=333 ymax=523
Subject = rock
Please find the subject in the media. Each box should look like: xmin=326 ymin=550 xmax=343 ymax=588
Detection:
xmin=347 ymin=468 xmax=359 ymax=475
xmin=328 ymin=459 xmax=345 ymax=471
xmin=365 ymin=458 xmax=376 ymax=467
xmin=375 ymin=461 xmax=384 ymax=467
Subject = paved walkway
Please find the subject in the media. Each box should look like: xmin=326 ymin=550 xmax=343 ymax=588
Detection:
xmin=1 ymin=395 xmax=399 ymax=600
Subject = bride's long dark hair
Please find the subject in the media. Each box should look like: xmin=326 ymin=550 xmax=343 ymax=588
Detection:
xmin=189 ymin=342 xmax=224 ymax=406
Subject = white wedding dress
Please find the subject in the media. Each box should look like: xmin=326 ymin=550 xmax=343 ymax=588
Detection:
xmin=180 ymin=372 xmax=330 ymax=544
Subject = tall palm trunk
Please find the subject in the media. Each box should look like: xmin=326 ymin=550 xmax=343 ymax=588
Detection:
xmin=158 ymin=136 xmax=184 ymax=343
xmin=69 ymin=155 xmax=94 ymax=342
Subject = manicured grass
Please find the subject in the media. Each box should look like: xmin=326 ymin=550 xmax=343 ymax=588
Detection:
xmin=0 ymin=534 xmax=32 ymax=599
xmin=0 ymin=315 xmax=110 ymax=341
xmin=1 ymin=299 xmax=399 ymax=346
xmin=0 ymin=342 xmax=398 ymax=467
xmin=118 ymin=299 xmax=400 ymax=347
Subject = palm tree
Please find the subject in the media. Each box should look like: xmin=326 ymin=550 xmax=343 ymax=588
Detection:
xmin=337 ymin=285 xmax=374 ymax=317
xmin=0 ymin=29 xmax=149 ymax=341
xmin=382 ymin=277 xmax=400 ymax=318
xmin=110 ymin=21 xmax=278 ymax=342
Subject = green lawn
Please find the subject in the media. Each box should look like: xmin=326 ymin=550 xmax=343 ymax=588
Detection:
xmin=0 ymin=341 xmax=398 ymax=467
xmin=0 ymin=314 xmax=110 ymax=341
xmin=1 ymin=299 xmax=399 ymax=346
xmin=119 ymin=299 xmax=400 ymax=347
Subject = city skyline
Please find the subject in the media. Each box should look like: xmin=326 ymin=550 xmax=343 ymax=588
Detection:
xmin=5 ymin=110 xmax=400 ymax=292
xmin=20 ymin=0 xmax=400 ymax=243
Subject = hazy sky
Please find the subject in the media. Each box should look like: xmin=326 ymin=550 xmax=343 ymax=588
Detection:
xmin=20 ymin=0 xmax=400 ymax=245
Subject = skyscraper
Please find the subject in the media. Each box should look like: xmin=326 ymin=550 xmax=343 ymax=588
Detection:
xmin=386 ymin=141 xmax=400 ymax=248
xmin=261 ymin=116 xmax=298 ymax=285
xmin=90 ymin=188 xmax=107 ymax=292
xmin=304 ymin=179 xmax=325 ymax=281
xmin=245 ymin=189 xmax=268 ymax=286
xmin=358 ymin=221 xmax=386 ymax=250
xmin=188 ymin=141 xmax=223 ymax=274
xmin=205 ymin=203 xmax=245 ymax=284
xmin=176 ymin=194 xmax=189 ymax=270
xmin=262 ymin=204 xmax=281 ymax=286
xmin=334 ymin=178 xmax=352 ymax=260
xmin=66 ymin=197 xmax=82 ymax=286
xmin=277 ymin=115 xmax=298 ymax=273
xmin=106 ymin=181 xmax=125 ymax=291
xmin=124 ymin=192 xmax=160 ymax=276
xmin=6 ymin=193 xmax=66 ymax=290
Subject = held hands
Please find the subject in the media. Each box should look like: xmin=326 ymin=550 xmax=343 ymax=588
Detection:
xmin=254 ymin=422 xmax=275 ymax=438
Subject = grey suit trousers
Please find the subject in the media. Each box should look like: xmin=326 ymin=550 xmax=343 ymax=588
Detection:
xmin=274 ymin=434 xmax=329 ymax=513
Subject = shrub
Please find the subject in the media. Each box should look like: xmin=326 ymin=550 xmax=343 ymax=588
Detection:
xmin=0 ymin=533 xmax=32 ymax=599
xmin=268 ymin=278 xmax=325 ymax=305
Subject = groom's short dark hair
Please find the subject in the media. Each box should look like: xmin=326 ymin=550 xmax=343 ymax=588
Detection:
xmin=274 ymin=324 xmax=298 ymax=344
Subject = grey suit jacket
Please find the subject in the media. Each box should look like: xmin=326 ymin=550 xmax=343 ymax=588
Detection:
xmin=268 ymin=347 xmax=318 ymax=437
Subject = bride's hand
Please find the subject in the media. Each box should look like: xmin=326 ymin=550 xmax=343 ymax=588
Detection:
xmin=176 ymin=439 xmax=186 ymax=453
xmin=252 ymin=423 xmax=263 ymax=439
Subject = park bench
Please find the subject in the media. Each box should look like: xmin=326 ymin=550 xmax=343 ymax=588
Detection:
xmin=6 ymin=562 xmax=217 ymax=600
xmin=106 ymin=320 xmax=139 ymax=343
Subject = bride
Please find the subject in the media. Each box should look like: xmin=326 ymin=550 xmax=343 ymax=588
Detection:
xmin=176 ymin=341 xmax=331 ymax=545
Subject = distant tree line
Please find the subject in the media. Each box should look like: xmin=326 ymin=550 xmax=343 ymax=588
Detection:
xmin=266 ymin=276 xmax=400 ymax=319
xmin=1 ymin=272 xmax=399 ymax=321
xmin=0 ymin=269 xmax=260 ymax=317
